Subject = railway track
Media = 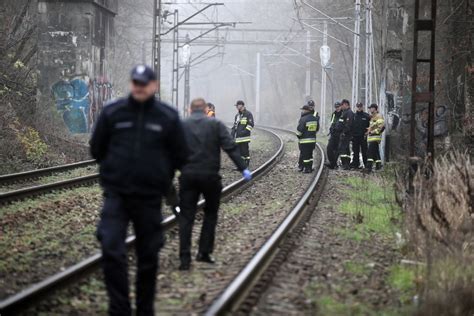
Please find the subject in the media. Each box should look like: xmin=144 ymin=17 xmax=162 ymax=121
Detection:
xmin=0 ymin=160 xmax=96 ymax=185
xmin=0 ymin=127 xmax=284 ymax=315
xmin=205 ymin=126 xmax=327 ymax=315
xmin=0 ymin=160 xmax=97 ymax=205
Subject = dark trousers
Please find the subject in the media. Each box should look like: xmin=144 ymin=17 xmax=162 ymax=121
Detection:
xmin=97 ymin=192 xmax=164 ymax=316
xmin=326 ymin=133 xmax=340 ymax=167
xmin=367 ymin=141 xmax=381 ymax=170
xmin=351 ymin=135 xmax=368 ymax=167
xmin=237 ymin=142 xmax=250 ymax=167
xmin=338 ymin=134 xmax=352 ymax=167
xmin=179 ymin=174 xmax=222 ymax=264
xmin=298 ymin=143 xmax=315 ymax=171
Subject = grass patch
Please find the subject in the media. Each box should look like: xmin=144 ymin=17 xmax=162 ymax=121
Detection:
xmin=387 ymin=265 xmax=418 ymax=304
xmin=338 ymin=176 xmax=401 ymax=239
xmin=344 ymin=260 xmax=369 ymax=276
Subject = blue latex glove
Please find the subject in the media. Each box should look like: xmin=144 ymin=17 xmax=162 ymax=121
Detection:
xmin=242 ymin=169 xmax=252 ymax=181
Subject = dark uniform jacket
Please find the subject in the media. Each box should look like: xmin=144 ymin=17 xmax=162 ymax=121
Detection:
xmin=296 ymin=112 xmax=319 ymax=144
xmin=231 ymin=109 xmax=254 ymax=143
xmin=181 ymin=112 xmax=247 ymax=175
xmin=352 ymin=111 xmax=370 ymax=137
xmin=334 ymin=108 xmax=354 ymax=137
xmin=329 ymin=110 xmax=342 ymax=135
xmin=90 ymin=95 xmax=189 ymax=196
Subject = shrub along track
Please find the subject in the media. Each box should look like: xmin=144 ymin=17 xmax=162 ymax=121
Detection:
xmin=14 ymin=128 xmax=323 ymax=315
xmin=0 ymin=129 xmax=279 ymax=314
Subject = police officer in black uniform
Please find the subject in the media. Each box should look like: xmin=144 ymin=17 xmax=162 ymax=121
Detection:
xmin=325 ymin=101 xmax=342 ymax=169
xmin=296 ymin=104 xmax=319 ymax=173
xmin=90 ymin=65 xmax=189 ymax=316
xmin=336 ymin=99 xmax=354 ymax=170
xmin=350 ymin=102 xmax=370 ymax=169
xmin=231 ymin=100 xmax=254 ymax=167
xmin=178 ymin=98 xmax=251 ymax=270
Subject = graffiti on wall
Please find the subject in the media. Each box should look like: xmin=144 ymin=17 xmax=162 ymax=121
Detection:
xmin=52 ymin=77 xmax=112 ymax=133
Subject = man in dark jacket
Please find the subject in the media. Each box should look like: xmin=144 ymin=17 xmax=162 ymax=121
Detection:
xmin=90 ymin=65 xmax=189 ymax=316
xmin=231 ymin=100 xmax=254 ymax=167
xmin=325 ymin=101 xmax=342 ymax=169
xmin=335 ymin=99 xmax=354 ymax=170
xmin=297 ymin=104 xmax=319 ymax=173
xmin=179 ymin=98 xmax=252 ymax=270
xmin=350 ymin=102 xmax=370 ymax=169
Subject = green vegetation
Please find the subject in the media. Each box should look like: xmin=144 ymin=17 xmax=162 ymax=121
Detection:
xmin=338 ymin=176 xmax=401 ymax=239
xmin=18 ymin=126 xmax=49 ymax=163
xmin=344 ymin=260 xmax=369 ymax=276
xmin=388 ymin=265 xmax=418 ymax=304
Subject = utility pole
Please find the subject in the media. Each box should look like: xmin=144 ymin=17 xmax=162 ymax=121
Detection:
xmin=351 ymin=0 xmax=361 ymax=106
xmin=171 ymin=10 xmax=179 ymax=108
xmin=305 ymin=30 xmax=311 ymax=97
xmin=255 ymin=52 xmax=261 ymax=123
xmin=152 ymin=0 xmax=162 ymax=98
xmin=365 ymin=0 xmax=373 ymax=106
xmin=320 ymin=21 xmax=328 ymax=131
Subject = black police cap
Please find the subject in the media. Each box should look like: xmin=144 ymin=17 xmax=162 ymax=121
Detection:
xmin=131 ymin=65 xmax=157 ymax=84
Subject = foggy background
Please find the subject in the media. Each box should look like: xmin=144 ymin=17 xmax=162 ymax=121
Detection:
xmin=113 ymin=0 xmax=358 ymax=129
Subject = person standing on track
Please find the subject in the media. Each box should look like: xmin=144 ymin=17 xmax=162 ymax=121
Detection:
xmin=325 ymin=101 xmax=342 ymax=169
xmin=350 ymin=102 xmax=370 ymax=169
xmin=178 ymin=98 xmax=252 ymax=270
xmin=90 ymin=65 xmax=189 ymax=316
xmin=336 ymin=99 xmax=354 ymax=170
xmin=231 ymin=100 xmax=254 ymax=167
xmin=296 ymin=104 xmax=319 ymax=173
xmin=364 ymin=103 xmax=385 ymax=173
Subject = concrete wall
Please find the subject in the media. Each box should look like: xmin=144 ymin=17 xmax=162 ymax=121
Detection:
xmin=37 ymin=0 xmax=117 ymax=133
xmin=379 ymin=0 xmax=473 ymax=159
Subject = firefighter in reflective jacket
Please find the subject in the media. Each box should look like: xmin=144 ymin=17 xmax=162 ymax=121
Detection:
xmin=296 ymin=104 xmax=319 ymax=173
xmin=365 ymin=103 xmax=385 ymax=173
xmin=231 ymin=100 xmax=254 ymax=167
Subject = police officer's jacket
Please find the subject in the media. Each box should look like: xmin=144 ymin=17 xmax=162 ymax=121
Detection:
xmin=296 ymin=112 xmax=319 ymax=144
xmin=90 ymin=95 xmax=189 ymax=196
xmin=334 ymin=108 xmax=354 ymax=136
xmin=232 ymin=109 xmax=254 ymax=143
xmin=353 ymin=111 xmax=370 ymax=137
xmin=181 ymin=112 xmax=247 ymax=175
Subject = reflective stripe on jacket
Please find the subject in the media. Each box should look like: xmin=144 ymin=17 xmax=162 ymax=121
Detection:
xmin=297 ymin=111 xmax=318 ymax=144
xmin=232 ymin=109 xmax=254 ymax=142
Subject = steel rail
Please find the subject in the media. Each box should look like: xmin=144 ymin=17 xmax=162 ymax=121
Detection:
xmin=0 ymin=174 xmax=100 ymax=205
xmin=0 ymin=127 xmax=283 ymax=315
xmin=0 ymin=160 xmax=96 ymax=185
xmin=206 ymin=127 xmax=326 ymax=315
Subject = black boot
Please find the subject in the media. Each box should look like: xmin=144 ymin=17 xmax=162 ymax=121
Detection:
xmin=341 ymin=157 xmax=351 ymax=170
xmin=363 ymin=160 xmax=373 ymax=174
xmin=196 ymin=253 xmax=215 ymax=264
xmin=375 ymin=161 xmax=382 ymax=170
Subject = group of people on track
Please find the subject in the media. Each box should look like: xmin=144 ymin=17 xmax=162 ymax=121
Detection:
xmin=296 ymin=98 xmax=385 ymax=174
xmin=90 ymin=65 xmax=255 ymax=315
xmin=90 ymin=64 xmax=384 ymax=315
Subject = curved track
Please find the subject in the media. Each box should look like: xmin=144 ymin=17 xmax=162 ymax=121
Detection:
xmin=205 ymin=126 xmax=327 ymax=315
xmin=0 ymin=127 xmax=284 ymax=315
